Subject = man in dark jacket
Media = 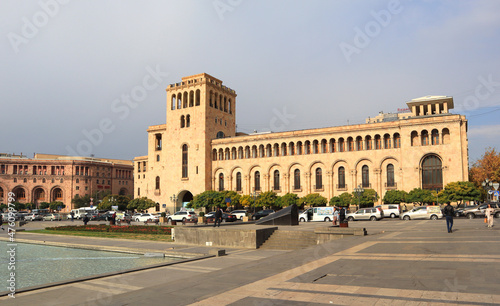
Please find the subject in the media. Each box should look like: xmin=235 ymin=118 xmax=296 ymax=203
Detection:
xmin=214 ymin=207 xmax=223 ymax=227
xmin=443 ymin=203 xmax=455 ymax=233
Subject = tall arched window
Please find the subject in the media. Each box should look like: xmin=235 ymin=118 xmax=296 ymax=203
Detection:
xmin=393 ymin=133 xmax=401 ymax=148
xmin=228 ymin=98 xmax=232 ymax=114
xmin=183 ymin=92 xmax=188 ymax=108
xmin=171 ymin=94 xmax=176 ymax=110
xmin=387 ymin=164 xmax=395 ymax=187
xmin=219 ymin=173 xmax=224 ymax=191
xmin=195 ymin=89 xmax=201 ymax=106
xmin=431 ymin=129 xmax=439 ymax=145
xmin=422 ymin=155 xmax=443 ymax=191
xmin=180 ymin=115 xmax=185 ymax=128
xmin=177 ymin=94 xmax=182 ymax=109
xmin=294 ymin=169 xmax=301 ymax=190
xmin=254 ymin=171 xmax=261 ymax=191
xmin=362 ymin=165 xmax=370 ymax=188
xmin=315 ymin=168 xmax=323 ymax=190
xmin=273 ymin=170 xmax=280 ymax=191
xmin=384 ymin=134 xmax=391 ymax=149
xmin=186 ymin=115 xmax=190 ymax=127
xmin=155 ymin=176 xmax=160 ymax=189
xmin=236 ymin=172 xmax=242 ymax=192
xmin=209 ymin=91 xmax=213 ymax=107
xmin=421 ymin=130 xmax=429 ymax=146
xmin=189 ymin=91 xmax=194 ymax=107
xmin=182 ymin=144 xmax=188 ymax=178
xmin=338 ymin=167 xmax=345 ymax=189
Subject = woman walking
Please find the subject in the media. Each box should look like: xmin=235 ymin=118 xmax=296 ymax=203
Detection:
xmin=485 ymin=204 xmax=495 ymax=228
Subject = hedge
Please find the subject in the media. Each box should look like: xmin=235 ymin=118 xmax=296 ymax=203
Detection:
xmin=46 ymin=225 xmax=172 ymax=235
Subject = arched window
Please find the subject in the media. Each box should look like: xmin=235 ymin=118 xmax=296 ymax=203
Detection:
xmin=313 ymin=140 xmax=319 ymax=154
xmin=183 ymin=92 xmax=188 ymax=108
xmin=137 ymin=188 xmax=140 ymax=196
xmin=156 ymin=154 xmax=160 ymax=162
xmin=393 ymin=133 xmax=401 ymax=148
xmin=384 ymin=134 xmax=391 ymax=149
xmin=216 ymin=131 xmax=225 ymax=139
xmin=155 ymin=176 xmax=160 ymax=189
xmin=182 ymin=144 xmax=188 ymax=178
xmin=236 ymin=172 xmax=242 ymax=192
xmin=186 ymin=115 xmax=190 ymax=127
xmin=421 ymin=130 xmax=429 ymax=146
xmin=289 ymin=142 xmax=295 ymax=155
xmin=266 ymin=144 xmax=272 ymax=157
xmin=209 ymin=91 xmax=213 ymax=107
xmin=297 ymin=142 xmax=303 ymax=155
xmin=411 ymin=131 xmax=419 ymax=146
xmin=252 ymin=146 xmax=257 ymax=158
xmin=180 ymin=115 xmax=185 ymax=128
xmin=214 ymin=93 xmax=218 ymax=108
xmin=224 ymin=96 xmax=227 ymax=112
xmin=347 ymin=137 xmax=354 ymax=151
xmin=315 ymin=168 xmax=323 ymax=190
xmin=219 ymin=173 xmax=224 ymax=191
xmin=195 ymin=89 xmax=201 ymax=106
xmin=273 ymin=170 xmax=280 ymax=191
xmin=254 ymin=171 xmax=261 ymax=191
xmin=212 ymin=149 xmax=217 ymax=161
xmin=431 ymin=129 xmax=439 ymax=145
xmin=273 ymin=143 xmax=280 ymax=157
xmin=238 ymin=147 xmax=243 ymax=159
xmin=387 ymin=164 xmax=395 ymax=187
xmin=356 ymin=136 xmax=363 ymax=151
xmin=442 ymin=128 xmax=450 ymax=144
xmin=189 ymin=91 xmax=194 ymax=107
xmin=362 ymin=165 xmax=370 ymax=188
xmin=338 ymin=138 xmax=345 ymax=152
xmin=374 ymin=135 xmax=381 ymax=149
xmin=171 ymin=94 xmax=176 ymax=110
xmin=177 ymin=94 xmax=182 ymax=109
xmin=422 ymin=155 xmax=443 ymax=191
xmin=232 ymin=147 xmax=237 ymax=159
xmin=294 ymin=169 xmax=301 ymax=190
xmin=330 ymin=139 xmax=336 ymax=153
xmin=365 ymin=136 xmax=372 ymax=150
xmin=304 ymin=141 xmax=311 ymax=154
xmin=338 ymin=167 xmax=345 ymax=189
xmin=321 ymin=139 xmax=327 ymax=153
xmin=219 ymin=95 xmax=223 ymax=110
xmin=259 ymin=145 xmax=265 ymax=157
xmin=225 ymin=148 xmax=230 ymax=160
xmin=228 ymin=98 xmax=232 ymax=114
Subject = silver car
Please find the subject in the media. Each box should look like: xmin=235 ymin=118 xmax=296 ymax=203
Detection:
xmin=346 ymin=207 xmax=384 ymax=221
xmin=400 ymin=206 xmax=443 ymax=220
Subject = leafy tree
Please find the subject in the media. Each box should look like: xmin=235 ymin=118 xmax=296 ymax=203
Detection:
xmin=188 ymin=191 xmax=225 ymax=209
xmin=406 ymin=188 xmax=433 ymax=205
xmin=0 ymin=204 xmax=7 ymax=212
xmin=49 ymin=201 xmax=66 ymax=211
xmin=220 ymin=190 xmax=241 ymax=209
xmin=352 ymin=189 xmax=379 ymax=208
xmin=279 ymin=193 xmax=299 ymax=207
xmin=99 ymin=195 xmax=131 ymax=211
xmin=24 ymin=203 xmax=34 ymax=210
xmin=239 ymin=195 xmax=253 ymax=208
xmin=469 ymin=147 xmax=500 ymax=186
xmin=127 ymin=197 xmax=156 ymax=212
xmin=439 ymin=181 xmax=481 ymax=205
xmin=383 ymin=190 xmax=408 ymax=204
xmin=39 ymin=202 xmax=50 ymax=209
xmin=13 ymin=202 xmax=25 ymax=211
xmin=255 ymin=191 xmax=278 ymax=209
xmin=330 ymin=192 xmax=353 ymax=207
xmin=301 ymin=193 xmax=327 ymax=207
xmin=71 ymin=194 xmax=91 ymax=208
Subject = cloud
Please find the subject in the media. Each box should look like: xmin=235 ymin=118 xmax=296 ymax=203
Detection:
xmin=468 ymin=124 xmax=500 ymax=138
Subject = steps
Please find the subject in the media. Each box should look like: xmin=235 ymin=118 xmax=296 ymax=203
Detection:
xmin=259 ymin=230 xmax=317 ymax=250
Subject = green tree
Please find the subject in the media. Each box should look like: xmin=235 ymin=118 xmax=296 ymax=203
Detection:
xmin=127 ymin=197 xmax=156 ymax=212
xmin=188 ymin=191 xmax=225 ymax=209
xmin=24 ymin=203 xmax=33 ymax=210
xmin=49 ymin=201 xmax=66 ymax=211
xmin=439 ymin=181 xmax=481 ymax=205
xmin=301 ymin=193 xmax=327 ymax=207
xmin=239 ymin=195 xmax=253 ymax=208
xmin=71 ymin=194 xmax=91 ymax=208
xmin=39 ymin=202 xmax=50 ymax=209
xmin=99 ymin=194 xmax=131 ymax=211
xmin=13 ymin=202 xmax=25 ymax=211
xmin=0 ymin=204 xmax=7 ymax=212
xmin=352 ymin=189 xmax=379 ymax=208
xmin=220 ymin=190 xmax=241 ymax=209
xmin=406 ymin=188 xmax=433 ymax=205
xmin=383 ymin=190 xmax=408 ymax=204
xmin=279 ymin=193 xmax=299 ymax=207
xmin=329 ymin=192 xmax=353 ymax=207
xmin=255 ymin=191 xmax=278 ymax=209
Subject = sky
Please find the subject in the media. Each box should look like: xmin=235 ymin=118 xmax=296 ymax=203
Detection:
xmin=1 ymin=0 xmax=499 ymax=165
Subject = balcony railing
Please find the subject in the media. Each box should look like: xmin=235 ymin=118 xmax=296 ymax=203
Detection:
xmin=385 ymin=182 xmax=397 ymax=189
xmin=336 ymin=184 xmax=348 ymax=191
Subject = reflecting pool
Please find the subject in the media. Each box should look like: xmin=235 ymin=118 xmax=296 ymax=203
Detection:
xmin=1 ymin=241 xmax=180 ymax=290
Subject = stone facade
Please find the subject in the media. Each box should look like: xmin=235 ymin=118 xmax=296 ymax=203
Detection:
xmin=0 ymin=153 xmax=134 ymax=212
xmin=135 ymin=74 xmax=469 ymax=213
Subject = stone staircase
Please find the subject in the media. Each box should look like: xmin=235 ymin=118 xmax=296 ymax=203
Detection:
xmin=259 ymin=230 xmax=317 ymax=250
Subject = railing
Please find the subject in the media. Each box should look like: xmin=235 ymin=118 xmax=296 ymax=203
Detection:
xmin=385 ymin=182 xmax=397 ymax=189
xmin=336 ymin=184 xmax=348 ymax=191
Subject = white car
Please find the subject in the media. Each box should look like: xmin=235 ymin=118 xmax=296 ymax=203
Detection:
xmin=168 ymin=211 xmax=197 ymax=222
xmin=134 ymin=213 xmax=159 ymax=222
xmin=43 ymin=213 xmax=62 ymax=221
xmin=229 ymin=210 xmax=247 ymax=220
xmin=25 ymin=213 xmax=43 ymax=221
xmin=400 ymin=206 xmax=443 ymax=220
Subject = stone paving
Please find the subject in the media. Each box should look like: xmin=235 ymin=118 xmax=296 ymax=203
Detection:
xmin=1 ymin=218 xmax=499 ymax=305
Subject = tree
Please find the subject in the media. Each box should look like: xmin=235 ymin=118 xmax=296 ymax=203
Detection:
xmin=127 ymin=197 xmax=156 ymax=212
xmin=352 ymin=189 xmax=379 ymax=208
xmin=39 ymin=202 xmax=50 ymax=209
xmin=13 ymin=202 xmax=25 ymax=211
xmin=220 ymin=190 xmax=241 ymax=209
xmin=301 ymin=193 xmax=327 ymax=207
xmin=71 ymin=194 xmax=91 ymax=208
xmin=99 ymin=195 xmax=131 ymax=211
xmin=439 ymin=181 xmax=481 ymax=205
xmin=469 ymin=147 xmax=500 ymax=186
xmin=0 ymin=204 xmax=7 ymax=212
xmin=255 ymin=191 xmax=278 ymax=209
xmin=188 ymin=191 xmax=224 ymax=209
xmin=49 ymin=201 xmax=66 ymax=211
xmin=406 ymin=188 xmax=433 ymax=205
xmin=239 ymin=195 xmax=253 ymax=208
xmin=279 ymin=193 xmax=299 ymax=207
xmin=330 ymin=192 xmax=353 ymax=207
xmin=383 ymin=190 xmax=408 ymax=204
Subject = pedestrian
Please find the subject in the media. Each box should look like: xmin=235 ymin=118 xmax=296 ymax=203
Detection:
xmin=339 ymin=207 xmax=346 ymax=223
xmin=83 ymin=215 xmax=90 ymax=226
xmin=443 ymin=202 xmax=454 ymax=233
xmin=333 ymin=207 xmax=339 ymax=226
xmin=485 ymin=204 xmax=495 ymax=228
xmin=70 ymin=211 xmax=74 ymax=222
xmin=0 ymin=214 xmax=4 ymax=230
xmin=213 ymin=207 xmax=223 ymax=227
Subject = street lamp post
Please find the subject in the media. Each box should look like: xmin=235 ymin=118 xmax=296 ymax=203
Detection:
xmin=482 ymin=179 xmax=493 ymax=202
xmin=250 ymin=190 xmax=258 ymax=214
xmin=354 ymin=184 xmax=364 ymax=209
xmin=170 ymin=194 xmax=178 ymax=212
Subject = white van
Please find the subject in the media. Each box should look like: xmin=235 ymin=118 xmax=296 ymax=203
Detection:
xmin=70 ymin=207 xmax=97 ymax=219
xmin=375 ymin=204 xmax=401 ymax=218
xmin=298 ymin=207 xmax=334 ymax=222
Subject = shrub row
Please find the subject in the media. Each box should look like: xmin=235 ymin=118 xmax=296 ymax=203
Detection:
xmin=46 ymin=225 xmax=172 ymax=235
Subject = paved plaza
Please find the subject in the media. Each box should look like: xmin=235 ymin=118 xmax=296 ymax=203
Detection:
xmin=1 ymin=218 xmax=499 ymax=305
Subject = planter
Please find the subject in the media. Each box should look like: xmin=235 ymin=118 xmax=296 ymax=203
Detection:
xmin=340 ymin=221 xmax=349 ymax=228
xmin=198 ymin=216 xmax=206 ymax=224
xmin=242 ymin=216 xmax=249 ymax=222
xmin=171 ymin=220 xmax=177 ymax=225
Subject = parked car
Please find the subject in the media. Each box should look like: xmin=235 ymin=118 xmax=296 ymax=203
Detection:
xmin=346 ymin=207 xmax=383 ymax=221
xmin=168 ymin=211 xmax=197 ymax=222
xmin=25 ymin=213 xmax=43 ymax=221
xmin=206 ymin=212 xmax=238 ymax=222
xmin=298 ymin=207 xmax=334 ymax=222
xmin=375 ymin=204 xmax=400 ymax=218
xmin=134 ymin=213 xmax=159 ymax=222
xmin=43 ymin=213 xmax=62 ymax=221
xmin=251 ymin=209 xmax=275 ymax=220
xmin=462 ymin=203 xmax=500 ymax=219
xmin=400 ymin=206 xmax=443 ymax=220
xmin=229 ymin=210 xmax=247 ymax=220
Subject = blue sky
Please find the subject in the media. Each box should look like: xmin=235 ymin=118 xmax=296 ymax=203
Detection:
xmin=1 ymin=0 xmax=499 ymax=165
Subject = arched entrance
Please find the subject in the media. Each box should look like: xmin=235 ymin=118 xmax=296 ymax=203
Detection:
xmin=51 ymin=187 xmax=63 ymax=202
xmin=12 ymin=186 xmax=27 ymax=202
xmin=177 ymin=190 xmax=193 ymax=209
xmin=421 ymin=154 xmax=443 ymax=191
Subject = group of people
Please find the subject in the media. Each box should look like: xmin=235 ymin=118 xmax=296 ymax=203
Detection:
xmin=442 ymin=202 xmax=495 ymax=233
xmin=332 ymin=207 xmax=346 ymax=226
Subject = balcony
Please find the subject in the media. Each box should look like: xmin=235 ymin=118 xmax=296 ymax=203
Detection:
xmin=336 ymin=184 xmax=348 ymax=191
xmin=385 ymin=182 xmax=397 ymax=190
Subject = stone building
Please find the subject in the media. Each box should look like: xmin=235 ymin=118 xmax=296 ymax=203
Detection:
xmin=134 ymin=73 xmax=469 ymax=213
xmin=0 ymin=153 xmax=134 ymax=212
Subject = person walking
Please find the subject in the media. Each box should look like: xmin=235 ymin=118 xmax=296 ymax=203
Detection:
xmin=0 ymin=214 xmax=4 ymax=230
xmin=339 ymin=207 xmax=346 ymax=224
xmin=70 ymin=211 xmax=74 ymax=222
xmin=485 ymin=204 xmax=495 ymax=228
xmin=213 ymin=207 xmax=223 ymax=227
xmin=83 ymin=215 xmax=90 ymax=226
xmin=333 ymin=207 xmax=339 ymax=226
xmin=443 ymin=202 xmax=455 ymax=233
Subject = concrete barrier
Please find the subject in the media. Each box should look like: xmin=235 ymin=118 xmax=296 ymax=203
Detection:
xmin=314 ymin=227 xmax=367 ymax=244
